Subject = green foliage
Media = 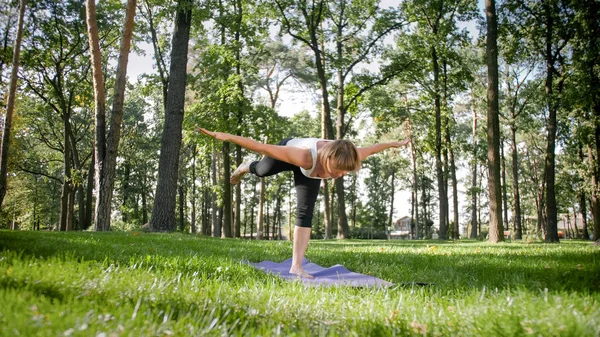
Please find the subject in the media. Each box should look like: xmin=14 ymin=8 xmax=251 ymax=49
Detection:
xmin=0 ymin=231 xmax=599 ymax=336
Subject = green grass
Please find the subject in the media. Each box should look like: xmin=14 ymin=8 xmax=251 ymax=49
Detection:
xmin=0 ymin=231 xmax=599 ymax=336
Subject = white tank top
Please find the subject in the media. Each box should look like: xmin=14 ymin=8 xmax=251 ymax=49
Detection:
xmin=285 ymin=138 xmax=326 ymax=179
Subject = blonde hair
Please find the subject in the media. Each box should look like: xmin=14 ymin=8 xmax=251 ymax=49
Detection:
xmin=318 ymin=140 xmax=361 ymax=172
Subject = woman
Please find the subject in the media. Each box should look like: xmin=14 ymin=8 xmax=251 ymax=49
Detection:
xmin=199 ymin=128 xmax=409 ymax=278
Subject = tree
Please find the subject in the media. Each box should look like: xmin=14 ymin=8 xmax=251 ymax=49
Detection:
xmin=485 ymin=0 xmax=504 ymax=242
xmin=328 ymin=0 xmax=407 ymax=239
xmin=150 ymin=0 xmax=192 ymax=231
xmin=274 ymin=0 xmax=336 ymax=238
xmin=0 ymin=0 xmax=26 ymax=210
xmin=396 ymin=0 xmax=477 ymax=240
xmin=569 ymin=0 xmax=600 ymax=241
xmin=20 ymin=0 xmax=103 ymax=231
xmin=86 ymin=0 xmax=137 ymax=231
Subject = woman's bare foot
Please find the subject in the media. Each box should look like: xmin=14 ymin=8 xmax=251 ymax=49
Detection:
xmin=230 ymin=162 xmax=250 ymax=185
xmin=289 ymin=267 xmax=314 ymax=279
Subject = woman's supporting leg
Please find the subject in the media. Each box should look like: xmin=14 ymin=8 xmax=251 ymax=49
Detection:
xmin=289 ymin=226 xmax=313 ymax=278
xmin=289 ymin=172 xmax=321 ymax=277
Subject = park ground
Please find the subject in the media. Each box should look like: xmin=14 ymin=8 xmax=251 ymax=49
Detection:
xmin=0 ymin=231 xmax=599 ymax=336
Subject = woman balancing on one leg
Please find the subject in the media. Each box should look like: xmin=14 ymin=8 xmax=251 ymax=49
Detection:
xmin=199 ymin=128 xmax=410 ymax=278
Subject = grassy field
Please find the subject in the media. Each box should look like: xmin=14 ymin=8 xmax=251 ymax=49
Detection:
xmin=0 ymin=231 xmax=598 ymax=336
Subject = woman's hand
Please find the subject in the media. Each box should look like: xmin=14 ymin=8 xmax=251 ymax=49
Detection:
xmin=199 ymin=128 xmax=228 ymax=141
xmin=390 ymin=139 xmax=410 ymax=147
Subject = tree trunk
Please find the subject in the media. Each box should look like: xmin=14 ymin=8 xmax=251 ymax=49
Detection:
xmin=149 ymin=0 xmax=192 ymax=231
xmin=257 ymin=177 xmax=265 ymax=240
xmin=334 ymin=13 xmax=350 ymax=239
xmin=572 ymin=207 xmax=579 ymax=239
xmin=84 ymin=156 xmax=94 ymax=230
xmin=510 ymin=124 xmax=522 ymax=239
xmin=579 ymin=144 xmax=590 ymax=239
xmin=406 ymin=98 xmax=420 ymax=240
xmin=86 ymin=0 xmax=137 ymax=231
xmin=234 ymin=0 xmax=244 ymax=239
xmin=486 ymin=0 xmax=503 ymax=242
xmin=543 ymin=0 xmax=559 ymax=243
xmin=250 ymin=181 xmax=257 ymax=239
xmin=191 ymin=145 xmax=197 ymax=234
xmin=59 ymin=110 xmax=72 ymax=231
xmin=449 ymin=141 xmax=459 ymax=239
xmin=0 ymin=0 xmax=26 ymax=210
xmin=588 ymin=144 xmax=600 ymax=240
xmin=388 ymin=169 xmax=395 ymax=238
xmin=335 ymin=178 xmax=349 ymax=239
xmin=211 ymin=149 xmax=221 ymax=237
xmin=470 ymin=95 xmax=478 ymax=239
xmin=234 ymin=145 xmax=242 ymax=237
xmin=501 ymin=136 xmax=510 ymax=237
xmin=142 ymin=174 xmax=148 ymax=225
xmin=122 ymin=163 xmax=131 ymax=223
xmin=432 ymin=44 xmax=447 ymax=240
xmin=178 ymin=182 xmax=185 ymax=232
xmin=222 ymin=142 xmax=232 ymax=238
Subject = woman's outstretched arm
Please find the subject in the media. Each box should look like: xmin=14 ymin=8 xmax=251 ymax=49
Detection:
xmin=199 ymin=128 xmax=312 ymax=169
xmin=357 ymin=139 xmax=410 ymax=161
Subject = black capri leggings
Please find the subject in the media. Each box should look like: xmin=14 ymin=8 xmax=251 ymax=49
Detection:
xmin=249 ymin=138 xmax=321 ymax=228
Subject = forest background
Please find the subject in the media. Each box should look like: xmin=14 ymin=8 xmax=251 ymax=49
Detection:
xmin=0 ymin=0 xmax=599 ymax=244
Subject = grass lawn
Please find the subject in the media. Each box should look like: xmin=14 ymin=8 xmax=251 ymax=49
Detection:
xmin=0 ymin=230 xmax=599 ymax=336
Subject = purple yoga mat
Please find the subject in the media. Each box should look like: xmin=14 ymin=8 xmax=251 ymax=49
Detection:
xmin=246 ymin=258 xmax=393 ymax=287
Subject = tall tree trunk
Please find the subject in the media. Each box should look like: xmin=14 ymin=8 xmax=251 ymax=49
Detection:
xmin=449 ymin=139 xmax=459 ymax=239
xmin=486 ymin=0 xmax=504 ymax=242
xmin=86 ymin=0 xmax=137 ymax=231
xmin=543 ymin=0 xmax=559 ymax=243
xmin=442 ymin=65 xmax=458 ymax=240
xmin=0 ymin=0 xmax=26 ymax=210
xmin=59 ymin=110 xmax=72 ymax=231
xmin=470 ymin=95 xmax=478 ymax=239
xmin=334 ymin=8 xmax=349 ymax=239
xmin=250 ymin=181 xmax=257 ymax=239
xmin=510 ymin=123 xmax=522 ymax=239
xmin=142 ymin=174 xmax=148 ymax=225
xmin=233 ymin=0 xmax=244 ymax=239
xmin=122 ymin=163 xmax=131 ymax=223
xmin=350 ymin=174 xmax=357 ymax=228
xmin=257 ymin=177 xmax=265 ymax=240
xmin=222 ymin=142 xmax=232 ymax=238
xmin=320 ymin=81 xmax=333 ymax=239
xmin=572 ymin=207 xmax=579 ymax=239
xmin=83 ymin=156 xmax=94 ymax=230
xmin=588 ymin=144 xmax=600 ymax=240
xmin=501 ymin=136 xmax=509 ymax=237
xmin=579 ymin=146 xmax=590 ymax=240
xmin=580 ymin=194 xmax=589 ymax=239
xmin=388 ymin=169 xmax=395 ymax=238
xmin=406 ymin=97 xmax=419 ymax=240
xmin=178 ymin=182 xmax=185 ymax=232
xmin=335 ymin=179 xmax=349 ymax=239
xmin=211 ymin=149 xmax=220 ymax=237
xmin=288 ymin=178 xmax=293 ymax=239
xmin=432 ymin=44 xmax=447 ymax=240
xmin=589 ymin=3 xmax=600 ymax=242
xmin=256 ymin=137 xmax=268 ymax=241
xmin=234 ymin=145 xmax=242 ymax=237
xmin=149 ymin=0 xmax=192 ymax=231
xmin=191 ymin=145 xmax=197 ymax=234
